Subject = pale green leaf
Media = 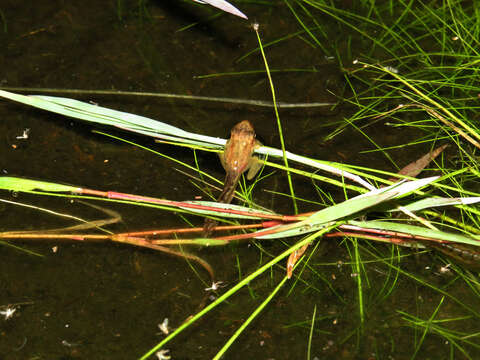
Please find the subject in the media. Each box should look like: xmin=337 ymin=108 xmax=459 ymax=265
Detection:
xmin=0 ymin=177 xmax=80 ymax=193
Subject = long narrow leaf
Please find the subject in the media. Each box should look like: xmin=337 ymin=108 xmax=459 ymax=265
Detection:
xmin=351 ymin=220 xmax=480 ymax=246
xmin=181 ymin=201 xmax=276 ymax=219
xmin=0 ymin=90 xmax=373 ymax=190
xmin=399 ymin=197 xmax=480 ymax=212
xmin=192 ymin=0 xmax=248 ymax=19
xmin=0 ymin=177 xmax=81 ymax=193
xmin=255 ymin=192 xmax=395 ymax=239
xmin=255 ymin=177 xmax=439 ymax=239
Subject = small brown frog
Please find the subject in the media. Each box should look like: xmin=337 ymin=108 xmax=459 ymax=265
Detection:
xmin=203 ymin=120 xmax=262 ymax=236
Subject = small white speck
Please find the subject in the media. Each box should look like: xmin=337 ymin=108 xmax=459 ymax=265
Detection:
xmin=158 ymin=318 xmax=170 ymax=335
xmin=205 ymin=281 xmax=226 ymax=292
xmin=16 ymin=128 xmax=30 ymax=140
xmin=0 ymin=307 xmax=16 ymax=320
xmin=383 ymin=65 xmax=399 ymax=74
xmin=439 ymin=263 xmax=451 ymax=274
xmin=155 ymin=349 xmax=171 ymax=360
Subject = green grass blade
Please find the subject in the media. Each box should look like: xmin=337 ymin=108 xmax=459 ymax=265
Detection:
xmin=254 ymin=25 xmax=298 ymax=213
xmin=256 ymin=177 xmax=438 ymax=239
xmin=400 ymin=197 xmax=480 ymax=212
xmin=213 ymin=275 xmax=289 ymax=360
xmin=351 ymin=220 xmax=480 ymax=246
xmin=0 ymin=177 xmax=80 ymax=193
xmin=139 ymin=226 xmax=335 ymax=359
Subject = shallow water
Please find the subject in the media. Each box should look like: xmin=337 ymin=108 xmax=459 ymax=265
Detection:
xmin=0 ymin=1 xmax=478 ymax=359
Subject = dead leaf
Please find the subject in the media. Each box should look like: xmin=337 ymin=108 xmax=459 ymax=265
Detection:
xmin=389 ymin=144 xmax=448 ymax=182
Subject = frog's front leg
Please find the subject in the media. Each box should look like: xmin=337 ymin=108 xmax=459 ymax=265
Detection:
xmin=246 ymin=156 xmax=262 ymax=180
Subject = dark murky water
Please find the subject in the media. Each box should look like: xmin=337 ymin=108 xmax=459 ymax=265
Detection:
xmin=0 ymin=1 xmax=478 ymax=359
